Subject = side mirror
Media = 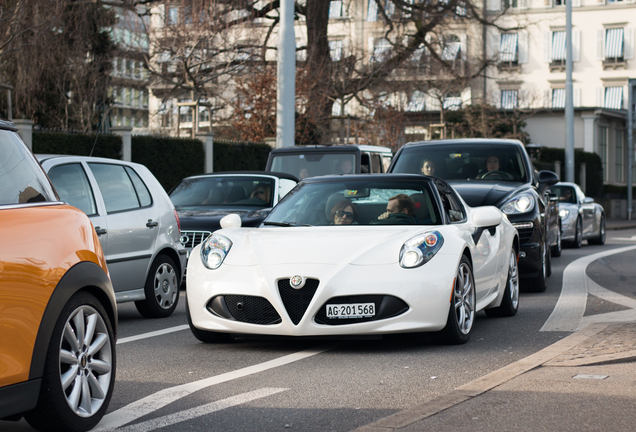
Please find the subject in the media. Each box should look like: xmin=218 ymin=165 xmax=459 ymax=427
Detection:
xmin=472 ymin=206 xmax=502 ymax=228
xmin=538 ymin=170 xmax=559 ymax=186
xmin=583 ymin=197 xmax=594 ymax=204
xmin=220 ymin=214 xmax=242 ymax=229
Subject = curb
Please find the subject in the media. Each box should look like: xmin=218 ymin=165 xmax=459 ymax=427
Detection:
xmin=351 ymin=323 xmax=613 ymax=432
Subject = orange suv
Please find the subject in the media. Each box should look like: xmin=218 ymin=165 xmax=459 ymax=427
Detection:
xmin=0 ymin=119 xmax=116 ymax=431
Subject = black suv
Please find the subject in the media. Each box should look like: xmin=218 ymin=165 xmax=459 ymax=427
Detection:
xmin=389 ymin=138 xmax=560 ymax=292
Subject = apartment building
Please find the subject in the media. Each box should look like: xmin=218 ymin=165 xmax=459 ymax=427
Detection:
xmin=486 ymin=0 xmax=635 ymax=185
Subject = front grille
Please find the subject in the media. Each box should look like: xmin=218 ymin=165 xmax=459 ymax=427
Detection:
xmin=516 ymin=227 xmax=534 ymax=244
xmin=277 ymin=278 xmax=320 ymax=325
xmin=180 ymin=230 xmax=211 ymax=249
xmin=222 ymin=295 xmax=281 ymax=325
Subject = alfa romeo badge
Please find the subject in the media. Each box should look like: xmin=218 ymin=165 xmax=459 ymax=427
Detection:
xmin=289 ymin=275 xmax=305 ymax=289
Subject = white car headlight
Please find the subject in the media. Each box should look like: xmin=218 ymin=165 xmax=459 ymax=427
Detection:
xmin=399 ymin=231 xmax=444 ymax=269
xmin=200 ymin=234 xmax=232 ymax=270
xmin=501 ymin=194 xmax=535 ymax=215
xmin=559 ymin=208 xmax=570 ymax=219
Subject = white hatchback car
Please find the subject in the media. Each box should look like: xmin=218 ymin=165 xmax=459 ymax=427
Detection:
xmin=37 ymin=155 xmax=187 ymax=318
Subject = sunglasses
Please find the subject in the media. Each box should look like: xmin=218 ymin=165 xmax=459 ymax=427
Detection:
xmin=335 ymin=210 xmax=354 ymax=219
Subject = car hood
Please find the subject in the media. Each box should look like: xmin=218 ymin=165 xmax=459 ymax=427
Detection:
xmin=448 ymin=181 xmax=531 ymax=208
xmin=176 ymin=207 xmax=271 ymax=231
xmin=219 ymin=226 xmax=447 ymax=267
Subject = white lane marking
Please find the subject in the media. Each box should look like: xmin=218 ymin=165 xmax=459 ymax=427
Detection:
xmin=613 ymin=235 xmax=636 ymax=241
xmin=117 ymin=388 xmax=289 ymax=432
xmin=117 ymin=325 xmax=189 ymax=345
xmin=95 ymin=345 xmax=337 ymax=431
xmin=541 ymin=245 xmax=636 ymax=332
xmin=588 ymin=278 xmax=636 ymax=309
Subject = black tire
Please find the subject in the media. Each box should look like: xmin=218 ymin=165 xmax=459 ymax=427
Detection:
xmin=486 ymin=247 xmax=519 ymax=318
xmin=186 ymin=296 xmax=232 ymax=343
xmin=571 ymin=217 xmax=582 ymax=248
xmin=588 ymin=214 xmax=606 ymax=245
xmin=523 ymin=241 xmax=547 ymax=293
xmin=551 ymin=224 xmax=562 ymax=257
xmin=24 ymin=292 xmax=115 ymax=432
xmin=135 ymin=255 xmax=180 ymax=318
xmin=432 ymin=256 xmax=475 ymax=345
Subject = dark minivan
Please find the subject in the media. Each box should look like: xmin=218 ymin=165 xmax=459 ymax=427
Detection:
xmin=265 ymin=145 xmax=393 ymax=180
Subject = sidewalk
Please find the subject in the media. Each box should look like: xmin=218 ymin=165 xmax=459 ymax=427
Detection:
xmin=354 ymin=322 xmax=636 ymax=431
xmin=606 ymin=217 xmax=636 ymax=230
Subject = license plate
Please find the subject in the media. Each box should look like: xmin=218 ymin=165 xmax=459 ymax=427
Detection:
xmin=326 ymin=303 xmax=375 ymax=319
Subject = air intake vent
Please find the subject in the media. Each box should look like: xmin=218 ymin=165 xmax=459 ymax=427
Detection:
xmin=277 ymin=278 xmax=320 ymax=325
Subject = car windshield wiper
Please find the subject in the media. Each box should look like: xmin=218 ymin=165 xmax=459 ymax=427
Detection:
xmin=263 ymin=221 xmax=313 ymax=227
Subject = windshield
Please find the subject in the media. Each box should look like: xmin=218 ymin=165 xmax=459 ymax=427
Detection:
xmin=392 ymin=143 xmax=528 ymax=183
xmin=170 ymin=176 xmax=275 ymax=208
xmin=265 ymin=179 xmax=441 ymax=226
xmin=270 ymin=153 xmax=356 ymax=178
xmin=552 ymin=185 xmax=577 ymax=204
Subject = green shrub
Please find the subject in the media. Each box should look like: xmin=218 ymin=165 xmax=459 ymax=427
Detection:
xmin=537 ymin=147 xmax=603 ymax=197
xmin=33 ymin=132 xmax=122 ymax=159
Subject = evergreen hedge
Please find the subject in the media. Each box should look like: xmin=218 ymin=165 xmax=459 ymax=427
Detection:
xmin=33 ymin=132 xmax=122 ymax=159
xmin=536 ymin=147 xmax=603 ymax=197
xmin=32 ymin=131 xmax=271 ymax=193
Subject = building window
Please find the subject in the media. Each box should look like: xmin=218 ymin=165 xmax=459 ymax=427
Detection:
xmin=179 ymin=105 xmax=193 ymax=123
xmin=443 ymin=94 xmax=462 ymax=110
xmin=407 ymin=91 xmax=426 ymax=112
xmin=599 ymin=126 xmax=608 ymax=182
xmin=441 ymin=35 xmax=461 ymax=61
xmin=501 ymin=90 xmax=518 ymax=109
xmin=616 ymin=129 xmax=624 ymax=182
xmin=500 ymin=33 xmax=518 ymax=64
xmin=371 ymin=38 xmax=391 ymax=62
xmin=166 ymin=6 xmax=179 ymax=26
xmin=552 ymin=88 xmax=565 ymax=108
xmin=329 ymin=1 xmax=344 ymax=19
xmin=503 ymin=0 xmax=518 ymax=8
xmin=604 ymin=86 xmax=623 ymax=109
xmin=367 ymin=0 xmax=378 ymax=21
xmin=329 ymin=40 xmax=343 ymax=61
xmin=605 ymin=28 xmax=624 ymax=61
xmin=551 ymin=31 xmax=566 ymax=65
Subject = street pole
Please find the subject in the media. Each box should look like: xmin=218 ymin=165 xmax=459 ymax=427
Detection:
xmin=276 ymin=0 xmax=296 ymax=148
xmin=628 ymin=79 xmax=635 ymax=220
xmin=565 ymin=0 xmax=574 ymax=183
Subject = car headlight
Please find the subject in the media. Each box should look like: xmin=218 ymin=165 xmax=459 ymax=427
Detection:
xmin=399 ymin=231 xmax=444 ymax=269
xmin=501 ymin=194 xmax=535 ymax=215
xmin=200 ymin=234 xmax=232 ymax=270
xmin=559 ymin=208 xmax=570 ymax=219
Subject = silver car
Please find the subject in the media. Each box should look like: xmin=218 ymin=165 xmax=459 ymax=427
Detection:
xmin=553 ymin=182 xmax=606 ymax=248
xmin=37 ymin=155 xmax=187 ymax=318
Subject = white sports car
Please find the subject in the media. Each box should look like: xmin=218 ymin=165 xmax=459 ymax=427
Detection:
xmin=186 ymin=174 xmax=520 ymax=345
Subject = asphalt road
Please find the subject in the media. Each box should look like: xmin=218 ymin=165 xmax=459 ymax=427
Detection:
xmin=4 ymin=228 xmax=636 ymax=432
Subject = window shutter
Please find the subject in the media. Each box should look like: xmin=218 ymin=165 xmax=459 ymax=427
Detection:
xmin=597 ymin=29 xmax=605 ymax=60
xmin=625 ymin=28 xmax=635 ymax=60
xmin=519 ymin=31 xmax=529 ymax=63
xmin=461 ymin=87 xmax=472 ymax=105
xmin=459 ymin=34 xmax=467 ymax=61
xmin=574 ymin=88 xmax=581 ymax=107
xmin=596 ymin=87 xmax=604 ymax=107
xmin=487 ymin=0 xmax=502 ymax=11
xmin=519 ymin=0 xmax=528 ymax=9
xmin=368 ymin=36 xmax=375 ymax=57
xmin=572 ymin=0 xmax=581 ymax=6
xmin=544 ymin=32 xmax=552 ymax=63
xmin=157 ymin=5 xmax=165 ymax=28
xmin=490 ymin=32 xmax=500 ymax=58
xmin=573 ymin=30 xmax=581 ymax=62
xmin=544 ymin=89 xmax=551 ymax=108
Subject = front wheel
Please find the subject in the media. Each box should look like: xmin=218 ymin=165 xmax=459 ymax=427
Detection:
xmin=571 ymin=218 xmax=583 ymax=248
xmin=523 ymin=241 xmax=547 ymax=293
xmin=135 ymin=255 xmax=180 ymax=318
xmin=486 ymin=248 xmax=519 ymax=317
xmin=432 ymin=256 xmax=475 ymax=345
xmin=588 ymin=215 xmax=606 ymax=245
xmin=24 ymin=292 xmax=115 ymax=432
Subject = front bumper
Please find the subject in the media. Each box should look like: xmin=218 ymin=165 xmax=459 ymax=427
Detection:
xmin=186 ymin=249 xmax=458 ymax=337
xmin=511 ymin=219 xmax=543 ymax=278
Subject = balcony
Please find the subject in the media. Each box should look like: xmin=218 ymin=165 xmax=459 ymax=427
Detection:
xmin=603 ymin=57 xmax=627 ymax=70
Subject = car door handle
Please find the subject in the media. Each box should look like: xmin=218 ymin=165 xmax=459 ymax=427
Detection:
xmin=95 ymin=227 xmax=107 ymax=235
xmin=146 ymin=220 xmax=159 ymax=228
